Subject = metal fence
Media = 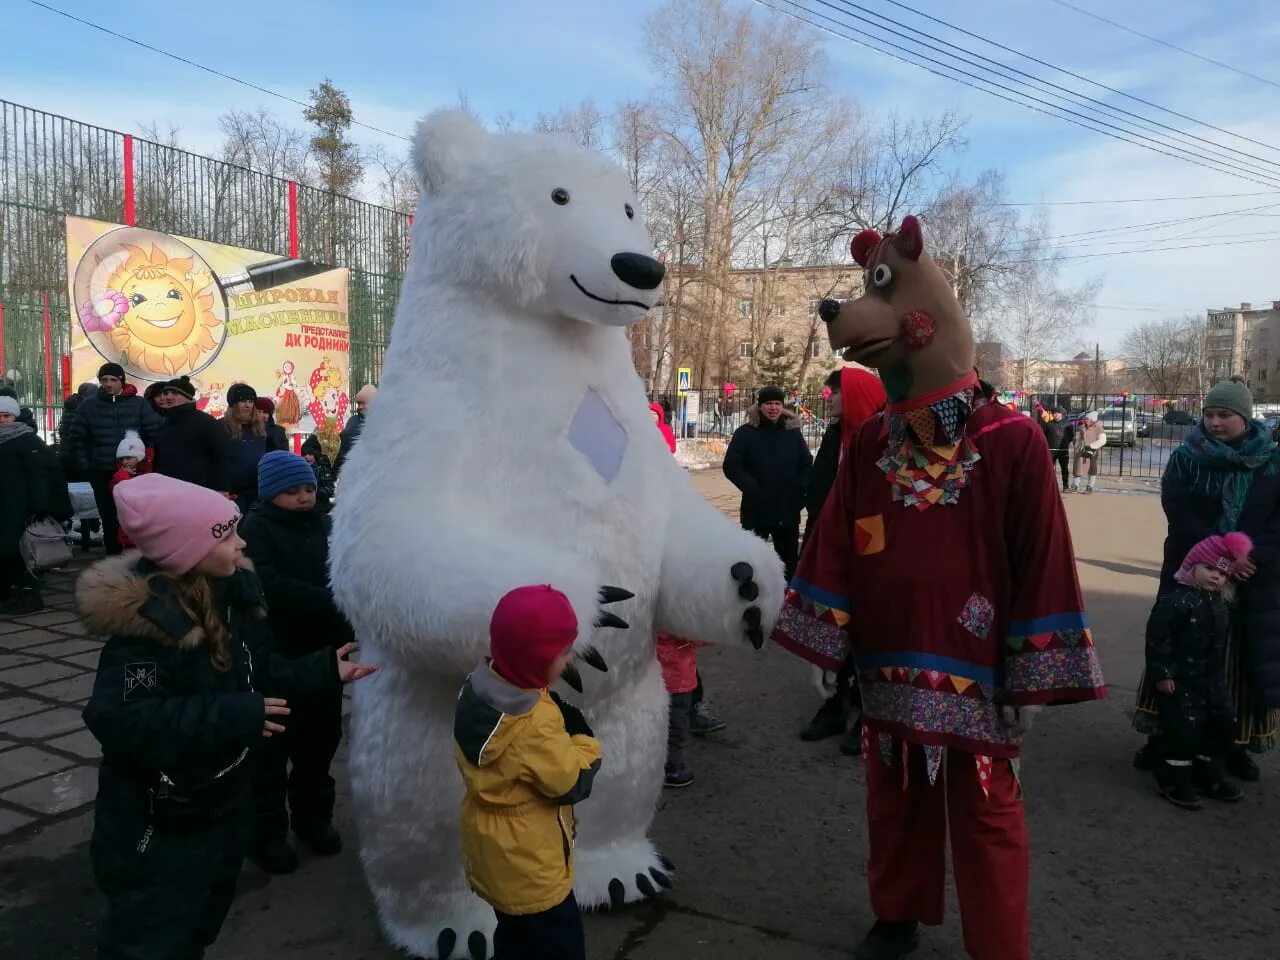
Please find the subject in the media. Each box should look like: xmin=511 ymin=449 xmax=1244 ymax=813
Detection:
xmin=660 ymin=387 xmax=1212 ymax=479
xmin=0 ymin=99 xmax=409 ymax=421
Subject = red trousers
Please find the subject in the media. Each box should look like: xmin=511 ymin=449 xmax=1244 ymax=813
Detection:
xmin=865 ymin=741 xmax=1029 ymax=960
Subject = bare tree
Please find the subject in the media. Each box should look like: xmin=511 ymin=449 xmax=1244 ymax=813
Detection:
xmin=535 ymin=99 xmax=607 ymax=151
xmin=924 ymin=169 xmax=1022 ymax=317
xmin=645 ymin=0 xmax=835 ymax=387
xmin=994 ymin=259 xmax=1100 ymax=392
xmin=1121 ymin=316 xmax=1208 ymax=396
xmin=817 ymin=110 xmax=967 ymax=236
xmin=219 ymin=108 xmax=313 ymax=182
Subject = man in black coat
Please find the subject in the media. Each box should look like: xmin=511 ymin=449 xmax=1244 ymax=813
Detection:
xmin=1041 ymin=408 xmax=1072 ymax=493
xmin=67 ymin=363 xmax=162 ymax=554
xmin=334 ymin=383 xmax=376 ymax=474
xmin=722 ymin=384 xmax=813 ymax=581
xmin=152 ymin=376 xmax=233 ymax=493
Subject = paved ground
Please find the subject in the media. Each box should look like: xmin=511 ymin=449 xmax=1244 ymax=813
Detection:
xmin=2 ymin=472 xmax=1276 ymax=959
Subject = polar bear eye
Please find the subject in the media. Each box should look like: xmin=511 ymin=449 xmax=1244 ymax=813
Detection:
xmin=625 ymin=203 xmax=635 ymax=220
xmin=551 ymin=188 xmax=570 ymax=205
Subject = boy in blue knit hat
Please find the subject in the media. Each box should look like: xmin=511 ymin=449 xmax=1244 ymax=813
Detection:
xmin=240 ymin=450 xmax=355 ymax=873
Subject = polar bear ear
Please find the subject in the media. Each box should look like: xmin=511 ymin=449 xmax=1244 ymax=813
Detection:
xmin=412 ymin=111 xmax=488 ymax=194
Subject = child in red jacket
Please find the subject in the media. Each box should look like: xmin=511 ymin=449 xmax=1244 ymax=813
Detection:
xmin=656 ymin=636 xmax=705 ymax=787
xmin=108 ymin=431 xmax=149 ymax=550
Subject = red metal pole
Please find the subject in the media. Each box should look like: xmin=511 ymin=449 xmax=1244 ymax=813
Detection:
xmin=288 ymin=181 xmax=299 ymax=258
xmin=123 ymin=134 xmax=135 ymax=226
xmin=0 ymin=302 xmax=6 ymax=375
xmin=42 ymin=293 xmax=54 ymax=431
xmin=61 ymin=355 xmax=72 ymax=398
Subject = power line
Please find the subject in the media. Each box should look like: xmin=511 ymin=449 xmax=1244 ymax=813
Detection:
xmin=1002 ymin=191 xmax=1280 ymax=206
xmin=1046 ymin=0 xmax=1280 ymax=92
xmin=869 ymin=0 xmax=1280 ymax=152
xmin=1013 ymin=202 xmax=1280 ymax=248
xmin=23 ymin=0 xmax=411 ymax=143
xmin=757 ymin=0 xmax=1280 ymax=190
xmin=809 ymin=0 xmax=1280 ymax=183
xmin=1008 ymin=233 xmax=1280 ymax=263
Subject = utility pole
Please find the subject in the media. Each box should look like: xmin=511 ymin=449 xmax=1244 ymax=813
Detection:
xmin=1094 ymin=343 xmax=1102 ymax=409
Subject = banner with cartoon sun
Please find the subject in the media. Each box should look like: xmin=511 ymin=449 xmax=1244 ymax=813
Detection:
xmin=66 ymin=216 xmax=351 ymax=436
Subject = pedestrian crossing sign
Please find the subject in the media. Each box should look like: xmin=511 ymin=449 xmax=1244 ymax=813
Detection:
xmin=677 ymin=367 xmax=692 ymax=396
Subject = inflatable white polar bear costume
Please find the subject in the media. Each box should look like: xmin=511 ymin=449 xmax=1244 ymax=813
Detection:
xmin=330 ymin=111 xmax=786 ymax=960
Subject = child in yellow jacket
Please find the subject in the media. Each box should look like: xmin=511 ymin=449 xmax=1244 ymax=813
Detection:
xmin=454 ymin=585 xmax=603 ymax=960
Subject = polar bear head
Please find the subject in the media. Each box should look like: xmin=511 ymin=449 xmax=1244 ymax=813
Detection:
xmin=410 ymin=110 xmax=664 ymax=327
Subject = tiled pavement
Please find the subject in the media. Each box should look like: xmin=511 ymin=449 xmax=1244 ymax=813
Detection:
xmin=0 ymin=563 xmax=103 ymax=839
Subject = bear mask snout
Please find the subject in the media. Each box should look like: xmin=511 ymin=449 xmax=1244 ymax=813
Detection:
xmin=610 ymin=253 xmax=666 ymax=291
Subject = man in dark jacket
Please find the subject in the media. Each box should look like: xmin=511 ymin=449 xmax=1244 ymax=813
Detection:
xmin=723 ymin=384 xmax=813 ymax=581
xmin=67 ymin=363 xmax=162 ymax=554
xmin=241 ymin=451 xmax=355 ymax=873
xmin=334 ymin=383 xmax=376 ymax=474
xmin=1041 ymin=408 xmax=1072 ymax=493
xmin=152 ymin=376 xmax=232 ymax=493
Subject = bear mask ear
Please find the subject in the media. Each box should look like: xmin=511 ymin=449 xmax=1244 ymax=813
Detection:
xmin=412 ymin=111 xmax=488 ymax=194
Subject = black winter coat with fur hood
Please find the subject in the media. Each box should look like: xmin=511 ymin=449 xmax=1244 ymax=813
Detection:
xmin=79 ymin=555 xmax=339 ymax=831
xmin=723 ymin=404 xmax=813 ymax=529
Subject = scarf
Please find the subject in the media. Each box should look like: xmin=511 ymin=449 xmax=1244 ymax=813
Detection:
xmin=878 ymin=372 xmax=986 ymax=510
xmin=1177 ymin=420 xmax=1276 ymax=533
xmin=0 ymin=421 xmax=34 ymax=445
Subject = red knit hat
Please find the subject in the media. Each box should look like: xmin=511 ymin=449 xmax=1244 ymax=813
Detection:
xmin=254 ymin=396 xmax=276 ymax=415
xmin=1177 ymin=532 xmax=1253 ymax=584
xmin=489 ymin=585 xmax=579 ymax=690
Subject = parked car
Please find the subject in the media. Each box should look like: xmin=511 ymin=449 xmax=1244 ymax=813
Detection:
xmin=1164 ymin=410 xmax=1195 ymax=425
xmin=1098 ymin=408 xmax=1138 ymax=446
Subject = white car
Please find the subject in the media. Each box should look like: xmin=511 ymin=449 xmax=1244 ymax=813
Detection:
xmin=1098 ymin=408 xmax=1137 ymax=446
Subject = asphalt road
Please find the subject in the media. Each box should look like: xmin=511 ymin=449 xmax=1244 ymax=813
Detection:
xmin=2 ymin=477 xmax=1277 ymax=960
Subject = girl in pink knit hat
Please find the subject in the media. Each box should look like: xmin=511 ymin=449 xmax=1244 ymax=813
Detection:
xmin=1143 ymin=532 xmax=1252 ymax=809
xmin=76 ymin=472 xmax=377 ymax=959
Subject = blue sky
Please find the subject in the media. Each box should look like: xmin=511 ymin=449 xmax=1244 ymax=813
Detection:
xmin=4 ymin=0 xmax=1279 ymax=353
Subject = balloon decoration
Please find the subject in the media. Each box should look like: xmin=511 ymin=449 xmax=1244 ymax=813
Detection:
xmin=723 ymin=381 xmax=737 ymax=398
xmin=821 ymin=386 xmax=833 ymax=400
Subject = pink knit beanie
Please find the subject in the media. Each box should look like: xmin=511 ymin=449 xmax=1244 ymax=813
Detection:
xmin=1177 ymin=532 xmax=1253 ymax=584
xmin=114 ymin=473 xmax=241 ymax=574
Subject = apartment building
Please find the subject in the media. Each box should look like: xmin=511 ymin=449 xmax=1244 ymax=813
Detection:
xmin=1206 ymin=301 xmax=1280 ymax=399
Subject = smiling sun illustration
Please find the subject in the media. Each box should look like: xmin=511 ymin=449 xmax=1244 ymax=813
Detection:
xmin=96 ymin=244 xmax=222 ymax=377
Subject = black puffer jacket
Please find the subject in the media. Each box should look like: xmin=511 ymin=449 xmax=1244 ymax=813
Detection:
xmin=803 ymin=419 xmax=843 ymax=545
xmin=723 ymin=405 xmax=813 ymax=529
xmin=68 ymin=391 xmax=162 ymax=473
xmin=152 ymin=402 xmax=233 ymax=492
xmin=79 ymin=556 xmax=339 ymax=833
xmin=1162 ymin=447 xmax=1280 ymax=709
xmin=335 ymin=413 xmax=364 ymax=474
xmin=240 ymin=503 xmax=353 ymax=658
xmin=0 ymin=425 xmax=73 ymax=552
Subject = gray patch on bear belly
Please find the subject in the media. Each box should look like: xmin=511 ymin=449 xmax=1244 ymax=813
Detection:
xmin=568 ymin=388 xmax=628 ymax=483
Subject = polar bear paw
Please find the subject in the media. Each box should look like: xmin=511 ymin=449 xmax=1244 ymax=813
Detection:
xmin=574 ymin=839 xmax=674 ymax=912
xmin=382 ymin=892 xmax=496 ymax=960
xmin=730 ymin=562 xmax=766 ymax=648
xmin=561 ymin=585 xmax=634 ymax=692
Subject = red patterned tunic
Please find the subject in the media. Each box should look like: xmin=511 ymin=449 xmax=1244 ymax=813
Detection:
xmin=773 ymin=377 xmax=1106 ymax=759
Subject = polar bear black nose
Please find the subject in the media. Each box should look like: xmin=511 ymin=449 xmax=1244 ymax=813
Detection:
xmin=818 ymin=299 xmax=842 ymax=324
xmin=611 ymin=253 xmax=665 ymax=291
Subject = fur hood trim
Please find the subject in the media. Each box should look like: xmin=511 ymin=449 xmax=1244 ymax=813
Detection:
xmin=745 ymin=403 xmax=803 ymax=430
xmin=76 ymin=553 xmax=262 ymax=648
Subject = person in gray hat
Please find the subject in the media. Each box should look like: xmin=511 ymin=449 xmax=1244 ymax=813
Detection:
xmin=1133 ymin=376 xmax=1280 ymax=782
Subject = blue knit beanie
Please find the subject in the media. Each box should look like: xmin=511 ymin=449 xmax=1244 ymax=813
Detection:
xmin=258 ymin=451 xmax=317 ymax=502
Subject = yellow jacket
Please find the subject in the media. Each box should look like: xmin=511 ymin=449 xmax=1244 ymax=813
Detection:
xmin=453 ymin=663 xmax=603 ymax=915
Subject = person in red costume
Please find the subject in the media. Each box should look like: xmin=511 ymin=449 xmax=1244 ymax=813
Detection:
xmin=649 ymin=402 xmax=676 ymax=453
xmin=773 ymin=216 xmax=1105 ymax=960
